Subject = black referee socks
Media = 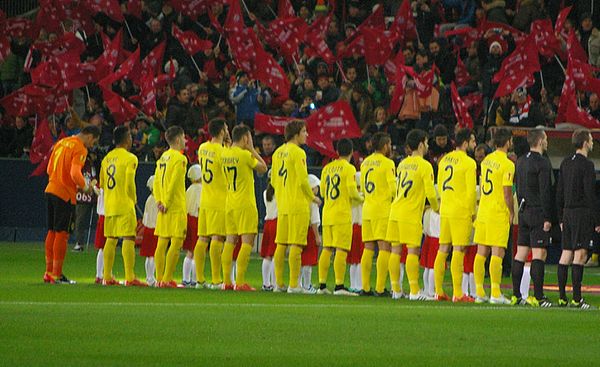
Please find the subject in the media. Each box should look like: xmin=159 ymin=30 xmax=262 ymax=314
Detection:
xmin=512 ymin=260 xmax=525 ymax=299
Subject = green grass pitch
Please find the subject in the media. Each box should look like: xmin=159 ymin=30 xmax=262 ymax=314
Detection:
xmin=1 ymin=242 xmax=600 ymax=366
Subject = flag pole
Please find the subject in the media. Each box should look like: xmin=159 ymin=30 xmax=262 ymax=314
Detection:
xmin=216 ymin=34 xmax=223 ymax=49
xmin=241 ymin=0 xmax=251 ymax=16
xmin=267 ymin=5 xmax=277 ymax=17
xmin=124 ymin=19 xmax=135 ymax=41
xmin=336 ymin=61 xmax=348 ymax=82
xmin=539 ymin=69 xmax=545 ymax=90
xmin=366 ymin=64 xmax=371 ymax=87
xmin=190 ymin=55 xmax=204 ymax=80
xmin=292 ymin=54 xmax=301 ymax=75
xmin=554 ymin=55 xmax=566 ymax=73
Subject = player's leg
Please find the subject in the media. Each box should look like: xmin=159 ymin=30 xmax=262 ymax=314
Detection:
xmin=571 ymin=248 xmax=588 ymax=306
xmin=450 ymin=246 xmax=470 ymax=302
xmin=511 ymin=245 xmax=530 ymax=303
xmin=318 ymin=225 xmax=333 ymax=293
xmin=389 ymin=244 xmax=402 ymax=298
xmin=52 ymin=196 xmax=74 ymax=282
xmin=433 ymin=244 xmax=450 ymax=299
xmin=474 ymin=245 xmax=490 ymax=301
xmin=102 ymin=236 xmax=118 ymax=284
xmin=558 ymin=249 xmax=573 ymax=304
xmin=333 ymin=249 xmax=354 ymax=295
xmin=262 ymin=256 xmax=273 ymax=290
xmin=162 ymin=236 xmax=184 ymax=286
xmin=222 ymin=234 xmax=237 ymax=289
xmin=182 ymin=251 xmax=194 ymax=286
xmin=530 ymin=247 xmax=548 ymax=303
xmin=235 ymin=233 xmax=255 ymax=290
xmin=520 ymin=262 xmax=531 ymax=299
xmin=195 ymin=236 xmax=210 ymax=287
xmin=274 ymin=215 xmax=289 ymax=291
xmin=288 ymin=244 xmax=303 ymax=291
xmin=260 ymin=218 xmax=277 ymax=291
xmin=375 ymin=241 xmax=391 ymax=294
xmin=489 ymin=245 xmax=508 ymax=303
xmin=154 ymin=237 xmax=169 ymax=284
xmin=44 ymin=196 xmax=57 ymax=282
xmin=96 ymin=249 xmax=104 ymax=283
xmin=361 ymin=241 xmax=375 ymax=293
xmin=209 ymin=235 xmax=225 ymax=287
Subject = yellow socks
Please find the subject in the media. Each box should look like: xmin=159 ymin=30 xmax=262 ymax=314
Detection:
xmin=103 ymin=238 xmax=118 ymax=281
xmin=194 ymin=240 xmax=208 ymax=284
xmin=288 ymin=245 xmax=302 ymax=288
xmin=406 ymin=253 xmax=420 ymax=295
xmin=235 ymin=243 xmax=252 ymax=285
xmin=154 ymin=237 xmax=169 ymax=282
xmin=209 ymin=239 xmax=223 ymax=284
xmin=490 ymin=255 xmax=503 ymax=298
xmin=318 ymin=247 xmax=333 ymax=284
xmin=388 ymin=252 xmax=401 ymax=293
xmin=221 ymin=242 xmax=235 ymax=286
xmin=433 ymin=251 xmax=448 ymax=296
xmin=375 ymin=250 xmax=390 ymax=293
xmin=360 ymin=248 xmax=374 ymax=291
xmin=450 ymin=250 xmax=465 ymax=298
xmin=163 ymin=238 xmax=183 ymax=282
xmin=274 ymin=244 xmax=286 ymax=287
xmin=334 ymin=250 xmax=348 ymax=285
xmin=474 ymin=253 xmax=487 ymax=298
xmin=122 ymin=239 xmax=136 ymax=282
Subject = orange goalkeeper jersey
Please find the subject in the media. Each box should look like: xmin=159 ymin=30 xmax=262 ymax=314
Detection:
xmin=45 ymin=136 xmax=88 ymax=204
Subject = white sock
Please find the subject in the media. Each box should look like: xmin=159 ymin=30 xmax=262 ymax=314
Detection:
xmin=423 ymin=268 xmax=430 ymax=294
xmin=462 ymin=273 xmax=469 ymax=296
xmin=96 ymin=249 xmax=103 ymax=279
xmin=348 ymin=264 xmax=356 ymax=290
xmin=191 ymin=259 xmax=197 ymax=283
xmin=182 ymin=257 xmax=193 ymax=283
xmin=269 ymin=260 xmax=275 ymax=286
xmin=356 ymin=264 xmax=362 ymax=289
xmin=262 ymin=258 xmax=272 ymax=287
xmin=468 ymin=273 xmax=476 ymax=297
xmin=231 ymin=261 xmax=236 ymax=285
xmin=145 ymin=257 xmax=156 ymax=286
xmin=399 ymin=263 xmax=405 ymax=293
xmin=520 ymin=265 xmax=531 ymax=299
xmin=428 ymin=267 xmax=435 ymax=297
xmin=301 ymin=266 xmax=311 ymax=289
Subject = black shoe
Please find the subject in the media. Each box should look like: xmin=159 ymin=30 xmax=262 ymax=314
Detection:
xmin=56 ymin=274 xmax=76 ymax=285
xmin=537 ymin=297 xmax=554 ymax=308
xmin=558 ymin=298 xmax=569 ymax=307
xmin=374 ymin=289 xmax=391 ymax=297
xmin=570 ymin=298 xmax=597 ymax=310
xmin=73 ymin=244 xmax=83 ymax=252
xmin=359 ymin=290 xmax=374 ymax=296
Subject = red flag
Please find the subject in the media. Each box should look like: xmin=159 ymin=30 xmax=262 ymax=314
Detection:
xmin=303 ymin=12 xmax=335 ymax=64
xmin=555 ymin=6 xmax=572 ymax=35
xmin=224 ymin=0 xmax=244 ymax=33
xmin=390 ymin=0 xmax=417 ymax=44
xmin=93 ymin=29 xmax=123 ymax=80
xmin=254 ymin=48 xmax=291 ymax=97
xmin=450 ymin=82 xmax=473 ymax=128
xmin=102 ymin=89 xmax=139 ymax=124
xmin=30 ymin=118 xmax=55 ymax=165
xmin=260 ymin=17 xmax=307 ymax=65
xmin=305 ymin=101 xmax=362 ymax=141
xmin=0 ymin=36 xmax=10 ymax=63
xmin=5 ymin=18 xmax=33 ymax=38
xmin=384 ymin=50 xmax=405 ymax=81
xmin=0 ymin=88 xmax=30 ymax=116
xmin=278 ymin=0 xmax=295 ymax=18
xmin=307 ymin=136 xmax=337 ymax=158
xmin=556 ymin=60 xmax=576 ymax=124
xmin=127 ymin=0 xmax=143 ymax=18
xmin=567 ymin=29 xmax=588 ymax=63
xmin=568 ymin=57 xmax=600 ymax=94
xmin=66 ymin=1 xmax=95 ymax=35
xmin=445 ymin=27 xmax=480 ymax=49
xmin=493 ymin=69 xmax=535 ymax=98
xmin=478 ymin=21 xmax=527 ymax=44
xmin=454 ymin=53 xmax=469 ymax=87
xmin=208 ymin=8 xmax=225 ymax=34
xmin=400 ymin=65 xmax=435 ymax=98
xmin=565 ymin=95 xmax=600 ymax=128
xmin=172 ymin=25 xmax=213 ymax=55
xmin=387 ymin=52 xmax=407 ymax=114
xmin=142 ymin=41 xmax=166 ymax=76
xmin=493 ymin=34 xmax=540 ymax=83
xmin=85 ymin=0 xmax=125 ymax=22
xmin=170 ymin=0 xmax=211 ymax=20
xmin=60 ymin=61 xmax=100 ymax=91
xmin=356 ymin=5 xmax=385 ymax=33
xmin=100 ymin=47 xmax=142 ymax=86
xmin=362 ymin=28 xmax=397 ymax=66
xmin=139 ymin=73 xmax=157 ymax=116
xmin=463 ymin=92 xmax=484 ymax=120
xmin=34 ymin=0 xmax=66 ymax=35
xmin=530 ymin=19 xmax=561 ymax=58
xmin=254 ymin=113 xmax=295 ymax=135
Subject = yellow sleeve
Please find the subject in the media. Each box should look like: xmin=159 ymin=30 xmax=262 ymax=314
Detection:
xmin=99 ymin=159 xmax=106 ymax=191
xmin=127 ymin=156 xmax=138 ymax=204
xmin=320 ymin=169 xmax=327 ymax=200
xmin=503 ymin=160 xmax=515 ymax=187
xmin=386 ymin=160 xmax=397 ymax=200
xmin=423 ymin=162 xmax=439 ymax=212
xmin=466 ymin=159 xmax=477 ymax=216
xmin=153 ymin=161 xmax=163 ymax=204
xmin=246 ymin=150 xmax=258 ymax=169
xmin=164 ymin=156 xmax=186 ymax=208
xmin=296 ymin=150 xmax=314 ymax=201
xmin=346 ymin=165 xmax=363 ymax=202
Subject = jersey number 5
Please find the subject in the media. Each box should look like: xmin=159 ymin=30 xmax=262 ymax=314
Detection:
xmin=199 ymin=158 xmax=213 ymax=184
xmin=482 ymin=168 xmax=493 ymax=195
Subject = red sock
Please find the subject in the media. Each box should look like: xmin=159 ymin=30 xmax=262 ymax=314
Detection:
xmin=52 ymin=231 xmax=69 ymax=277
xmin=45 ymin=230 xmax=56 ymax=274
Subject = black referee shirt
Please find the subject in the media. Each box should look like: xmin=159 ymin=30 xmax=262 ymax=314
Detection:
xmin=515 ymin=151 xmax=553 ymax=222
xmin=556 ymin=153 xmax=599 ymax=223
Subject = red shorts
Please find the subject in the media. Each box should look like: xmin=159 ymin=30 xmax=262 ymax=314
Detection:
xmin=400 ymin=244 xmax=407 ymax=264
xmin=183 ymin=215 xmax=199 ymax=252
xmin=94 ymin=215 xmax=106 ymax=250
xmin=233 ymin=238 xmax=242 ymax=260
xmin=420 ymin=235 xmax=440 ymax=269
xmin=140 ymin=226 xmax=158 ymax=257
xmin=302 ymin=228 xmax=318 ymax=266
xmin=463 ymin=245 xmax=477 ymax=273
xmin=347 ymin=224 xmax=364 ymax=264
xmin=260 ymin=219 xmax=277 ymax=258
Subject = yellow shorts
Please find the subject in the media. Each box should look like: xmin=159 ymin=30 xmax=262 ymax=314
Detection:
xmin=276 ymin=213 xmax=310 ymax=246
xmin=439 ymin=217 xmax=473 ymax=246
xmin=104 ymin=209 xmax=137 ymax=238
xmin=155 ymin=211 xmax=187 ymax=239
xmin=362 ymin=218 xmax=388 ymax=242
xmin=226 ymin=207 xmax=258 ymax=235
xmin=323 ymin=223 xmax=353 ymax=251
xmin=198 ymin=208 xmax=226 ymax=237
xmin=386 ymin=220 xmax=422 ymax=248
xmin=473 ymin=219 xmax=510 ymax=248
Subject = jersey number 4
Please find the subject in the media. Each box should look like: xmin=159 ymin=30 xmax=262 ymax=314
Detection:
xmin=396 ymin=171 xmax=413 ymax=198
xmin=278 ymin=161 xmax=288 ymax=187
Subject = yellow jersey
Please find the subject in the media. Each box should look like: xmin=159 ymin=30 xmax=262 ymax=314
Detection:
xmin=321 ymin=159 xmax=362 ymax=225
xmin=221 ymin=146 xmax=258 ymax=211
xmin=390 ymin=155 xmax=439 ymax=224
xmin=361 ymin=152 xmax=396 ymax=220
xmin=153 ymin=149 xmax=187 ymax=213
xmin=100 ymin=147 xmax=138 ymax=216
xmin=477 ymin=150 xmax=514 ymax=221
xmin=437 ymin=150 xmax=477 ymax=219
xmin=271 ymin=143 xmax=314 ymax=215
xmin=198 ymin=141 xmax=228 ymax=210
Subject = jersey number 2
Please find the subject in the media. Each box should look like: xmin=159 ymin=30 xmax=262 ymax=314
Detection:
xmin=442 ymin=165 xmax=454 ymax=191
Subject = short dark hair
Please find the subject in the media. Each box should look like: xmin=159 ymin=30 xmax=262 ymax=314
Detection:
xmin=372 ymin=132 xmax=391 ymax=151
xmin=493 ymin=127 xmax=512 ymax=148
xmin=208 ymin=119 xmax=227 ymax=138
xmin=527 ymin=129 xmax=546 ymax=148
xmin=572 ymin=129 xmax=591 ymax=149
xmin=232 ymin=124 xmax=251 ymax=142
xmin=285 ymin=120 xmax=306 ymax=142
xmin=81 ymin=125 xmax=101 ymax=138
xmin=406 ymin=129 xmax=427 ymax=151
xmin=113 ymin=126 xmax=130 ymax=146
xmin=433 ymin=124 xmax=448 ymax=137
xmin=336 ymin=138 xmax=353 ymax=156
xmin=455 ymin=128 xmax=473 ymax=146
xmin=165 ymin=126 xmax=184 ymax=145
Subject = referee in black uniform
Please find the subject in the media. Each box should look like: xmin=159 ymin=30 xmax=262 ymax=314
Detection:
xmin=512 ymin=129 xmax=553 ymax=307
xmin=556 ymin=129 xmax=599 ymax=310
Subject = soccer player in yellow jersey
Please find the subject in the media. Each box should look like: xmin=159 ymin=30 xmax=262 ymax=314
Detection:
xmin=359 ymin=132 xmax=396 ymax=296
xmin=100 ymin=126 xmax=145 ymax=286
xmin=317 ymin=139 xmax=364 ymax=296
xmin=271 ymin=120 xmax=322 ymax=294
xmin=433 ymin=128 xmax=477 ymax=302
xmin=195 ymin=119 xmax=230 ymax=289
xmin=220 ymin=125 xmax=267 ymax=291
xmin=473 ymin=127 xmax=515 ymax=304
xmin=153 ymin=126 xmax=188 ymax=288
xmin=387 ymin=129 xmax=439 ymax=301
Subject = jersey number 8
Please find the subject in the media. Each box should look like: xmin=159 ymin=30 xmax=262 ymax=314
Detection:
xmin=106 ymin=164 xmax=117 ymax=189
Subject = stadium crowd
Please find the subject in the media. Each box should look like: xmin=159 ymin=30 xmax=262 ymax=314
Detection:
xmin=1 ymin=1 xmax=600 ymax=309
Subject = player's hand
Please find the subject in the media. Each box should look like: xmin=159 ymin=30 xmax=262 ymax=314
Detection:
xmin=312 ymin=196 xmax=322 ymax=206
xmin=157 ymin=202 xmax=167 ymax=213
xmin=543 ymin=221 xmax=551 ymax=232
xmin=315 ymin=235 xmax=322 ymax=247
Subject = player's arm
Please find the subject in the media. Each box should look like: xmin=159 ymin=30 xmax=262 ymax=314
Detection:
xmin=466 ymin=160 xmax=477 ymax=217
xmin=247 ymin=142 xmax=267 ymax=174
xmin=153 ymin=161 xmax=163 ymax=207
xmin=310 ymin=203 xmax=321 ymax=246
xmin=164 ymin=157 xmax=186 ymax=210
xmin=296 ymin=152 xmax=317 ymax=203
xmin=503 ymin=163 xmax=515 ymax=223
xmin=386 ymin=161 xmax=397 ymax=200
xmin=46 ymin=145 xmax=56 ymax=176
xmin=347 ymin=166 xmax=363 ymax=202
xmin=70 ymin=149 xmax=89 ymax=191
xmin=126 ymin=157 xmax=138 ymax=204
xmin=424 ymin=164 xmax=439 ymax=212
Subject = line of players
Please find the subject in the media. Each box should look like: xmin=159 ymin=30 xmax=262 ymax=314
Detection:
xmin=74 ymin=120 xmax=597 ymax=308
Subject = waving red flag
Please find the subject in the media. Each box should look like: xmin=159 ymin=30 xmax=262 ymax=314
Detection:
xmin=357 ymin=5 xmax=385 ymax=33
xmin=127 ymin=0 xmax=143 ymax=18
xmin=172 ymin=25 xmax=213 ymax=55
xmin=567 ymin=29 xmax=588 ymax=63
xmin=85 ymin=0 xmax=124 ymax=22
xmin=565 ymin=95 xmax=600 ymax=128
xmin=100 ymin=46 xmax=142 ymax=86
xmin=30 ymin=118 xmax=55 ymax=165
xmin=139 ymin=73 xmax=157 ymax=116
xmin=142 ymin=41 xmax=166 ymax=76
xmin=278 ymin=0 xmax=295 ymax=18
xmin=254 ymin=113 xmax=295 ymax=135
xmin=224 ymin=0 xmax=244 ymax=33
xmin=493 ymin=69 xmax=535 ymax=98
xmin=555 ymin=6 xmax=572 ymax=35
xmin=259 ymin=17 xmax=307 ymax=65
xmin=0 ymin=88 xmax=30 ymax=116
xmin=102 ymin=89 xmax=139 ymax=124
xmin=0 ymin=37 xmax=10 ymax=63
xmin=531 ymin=19 xmax=561 ymax=58
xmin=170 ymin=0 xmax=212 ymax=20
xmin=305 ymin=101 xmax=362 ymax=141
xmin=390 ymin=0 xmax=416 ymax=44
xmin=451 ymin=82 xmax=473 ymax=128
xmin=255 ymin=49 xmax=291 ymax=97
xmin=363 ymin=28 xmax=397 ymax=66
xmin=479 ymin=21 xmax=527 ymax=44
xmin=493 ymin=34 xmax=540 ymax=83
xmin=5 ymin=18 xmax=33 ymax=38
xmin=454 ymin=53 xmax=469 ymax=87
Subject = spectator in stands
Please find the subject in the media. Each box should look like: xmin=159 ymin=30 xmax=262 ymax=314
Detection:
xmin=133 ymin=116 xmax=160 ymax=158
xmin=403 ymin=46 xmax=416 ymax=67
xmin=349 ymin=84 xmax=373 ymax=131
xmin=365 ymin=106 xmax=390 ymax=135
xmin=579 ymin=13 xmax=596 ymax=55
xmin=150 ymin=140 xmax=168 ymax=162
xmin=461 ymin=41 xmax=481 ymax=94
xmin=507 ymin=87 xmax=544 ymax=127
xmin=315 ymin=74 xmax=340 ymax=107
xmin=588 ymin=93 xmax=600 ymax=120
xmin=166 ymin=85 xmax=193 ymax=134
xmin=429 ymin=38 xmax=455 ymax=85
xmin=292 ymin=92 xmax=317 ymax=119
xmin=512 ymin=0 xmax=545 ymax=32
xmin=362 ymin=65 xmax=387 ymax=108
xmin=414 ymin=1 xmax=443 ymax=47
xmin=482 ymin=0 xmax=509 ymax=24
xmin=326 ymin=18 xmax=343 ymax=52
xmin=143 ymin=18 xmax=165 ymax=56
xmin=538 ymin=88 xmax=557 ymax=126
xmin=474 ymin=143 xmax=488 ymax=182
xmin=190 ymin=85 xmax=218 ymax=136
xmin=229 ymin=71 xmax=260 ymax=127
xmin=260 ymin=135 xmax=277 ymax=166
xmin=277 ymin=99 xmax=296 ymax=117
xmin=427 ymin=124 xmax=454 ymax=171
xmin=3 ymin=116 xmax=33 ymax=158
xmin=493 ymin=94 xmax=512 ymax=126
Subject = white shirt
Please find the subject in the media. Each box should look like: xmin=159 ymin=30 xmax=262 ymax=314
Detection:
xmin=423 ymin=208 xmax=440 ymax=237
xmin=96 ymin=189 xmax=104 ymax=216
xmin=143 ymin=194 xmax=158 ymax=228
xmin=186 ymin=183 xmax=202 ymax=217
xmin=310 ymin=202 xmax=320 ymax=226
xmin=351 ymin=203 xmax=362 ymax=225
xmin=263 ymin=191 xmax=278 ymax=220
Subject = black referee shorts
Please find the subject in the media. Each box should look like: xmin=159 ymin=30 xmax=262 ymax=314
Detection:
xmin=517 ymin=207 xmax=550 ymax=248
xmin=46 ymin=193 xmax=75 ymax=233
xmin=561 ymin=208 xmax=594 ymax=251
